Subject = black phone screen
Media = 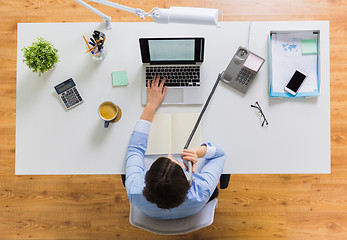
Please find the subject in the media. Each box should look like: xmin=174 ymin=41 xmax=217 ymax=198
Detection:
xmin=286 ymin=71 xmax=307 ymax=92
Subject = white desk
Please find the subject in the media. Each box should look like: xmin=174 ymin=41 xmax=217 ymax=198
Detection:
xmin=16 ymin=21 xmax=330 ymax=174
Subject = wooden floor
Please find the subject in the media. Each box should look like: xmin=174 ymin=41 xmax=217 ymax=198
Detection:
xmin=0 ymin=0 xmax=346 ymax=239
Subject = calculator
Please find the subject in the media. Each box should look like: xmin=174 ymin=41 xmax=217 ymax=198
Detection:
xmin=221 ymin=46 xmax=265 ymax=94
xmin=54 ymin=78 xmax=83 ymax=110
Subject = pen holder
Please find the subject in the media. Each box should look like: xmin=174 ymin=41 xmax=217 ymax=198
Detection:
xmin=83 ymin=30 xmax=107 ymax=61
xmin=91 ymin=45 xmax=107 ymax=61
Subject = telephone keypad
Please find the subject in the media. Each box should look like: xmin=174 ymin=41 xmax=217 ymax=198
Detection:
xmin=235 ymin=68 xmax=254 ymax=86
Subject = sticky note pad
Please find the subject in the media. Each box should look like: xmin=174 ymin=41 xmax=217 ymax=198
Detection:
xmin=301 ymin=39 xmax=317 ymax=55
xmin=112 ymin=71 xmax=128 ymax=86
xmin=244 ymin=53 xmax=264 ymax=72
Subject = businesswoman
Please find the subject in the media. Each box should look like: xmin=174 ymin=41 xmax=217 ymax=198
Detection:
xmin=125 ymin=75 xmax=226 ymax=219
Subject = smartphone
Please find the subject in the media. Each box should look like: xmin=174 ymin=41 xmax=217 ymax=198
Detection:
xmin=284 ymin=69 xmax=308 ymax=95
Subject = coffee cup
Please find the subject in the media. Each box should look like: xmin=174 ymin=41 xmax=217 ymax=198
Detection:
xmin=98 ymin=101 xmax=119 ymax=128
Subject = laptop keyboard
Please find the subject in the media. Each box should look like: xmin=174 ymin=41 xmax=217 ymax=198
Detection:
xmin=146 ymin=66 xmax=200 ymax=87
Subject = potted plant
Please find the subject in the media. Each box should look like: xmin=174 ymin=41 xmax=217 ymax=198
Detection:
xmin=22 ymin=37 xmax=59 ymax=76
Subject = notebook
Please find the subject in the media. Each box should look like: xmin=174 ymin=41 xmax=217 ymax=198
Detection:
xmin=146 ymin=112 xmax=202 ymax=155
xmin=139 ymin=37 xmax=205 ymax=105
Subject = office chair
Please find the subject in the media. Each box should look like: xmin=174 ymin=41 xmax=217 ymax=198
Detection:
xmin=129 ymin=198 xmax=218 ymax=235
xmin=120 ymin=173 xmax=229 ymax=234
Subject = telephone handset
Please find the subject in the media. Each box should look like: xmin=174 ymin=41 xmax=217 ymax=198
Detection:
xmin=221 ymin=46 xmax=265 ymax=94
xmin=184 ymin=161 xmax=193 ymax=186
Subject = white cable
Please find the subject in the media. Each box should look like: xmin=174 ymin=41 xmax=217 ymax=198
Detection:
xmin=247 ymin=21 xmax=252 ymax=49
xmin=219 ymin=11 xmax=223 ymax=22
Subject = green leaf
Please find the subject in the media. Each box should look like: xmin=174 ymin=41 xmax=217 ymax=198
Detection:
xmin=21 ymin=37 xmax=60 ymax=77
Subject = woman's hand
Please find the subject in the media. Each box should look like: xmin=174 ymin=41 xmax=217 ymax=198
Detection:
xmin=146 ymin=75 xmax=167 ymax=110
xmin=140 ymin=75 xmax=167 ymax=122
xmin=180 ymin=146 xmax=207 ymax=173
xmin=181 ymin=149 xmax=198 ymax=173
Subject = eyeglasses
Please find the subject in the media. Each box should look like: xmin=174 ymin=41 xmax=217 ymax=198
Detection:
xmin=250 ymin=101 xmax=269 ymax=127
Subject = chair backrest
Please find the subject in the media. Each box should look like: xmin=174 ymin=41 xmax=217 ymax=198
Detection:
xmin=129 ymin=198 xmax=218 ymax=235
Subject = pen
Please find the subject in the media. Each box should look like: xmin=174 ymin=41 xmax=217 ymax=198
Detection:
xmin=95 ymin=38 xmax=104 ymax=51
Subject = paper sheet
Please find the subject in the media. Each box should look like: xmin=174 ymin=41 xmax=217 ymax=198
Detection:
xmin=171 ymin=113 xmax=201 ymax=153
xmin=271 ymin=32 xmax=318 ymax=94
xmin=146 ymin=114 xmax=172 ymax=154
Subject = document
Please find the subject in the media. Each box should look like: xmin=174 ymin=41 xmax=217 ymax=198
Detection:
xmin=270 ymin=31 xmax=319 ymax=97
xmin=146 ymin=113 xmax=201 ymax=155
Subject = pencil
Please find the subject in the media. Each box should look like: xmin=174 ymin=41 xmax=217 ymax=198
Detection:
xmin=83 ymin=35 xmax=92 ymax=51
xmin=85 ymin=45 xmax=95 ymax=53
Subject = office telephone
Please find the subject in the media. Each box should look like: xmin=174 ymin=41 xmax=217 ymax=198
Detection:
xmin=221 ymin=46 xmax=265 ymax=94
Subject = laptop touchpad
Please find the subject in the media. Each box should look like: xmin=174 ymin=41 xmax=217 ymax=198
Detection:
xmin=164 ymin=88 xmax=184 ymax=103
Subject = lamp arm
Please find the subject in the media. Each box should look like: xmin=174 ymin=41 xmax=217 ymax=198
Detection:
xmin=74 ymin=0 xmax=220 ymax=28
xmin=74 ymin=0 xmax=112 ymax=22
xmin=86 ymin=0 xmax=149 ymax=19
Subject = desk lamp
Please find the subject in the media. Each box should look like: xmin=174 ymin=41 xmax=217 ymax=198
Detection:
xmin=74 ymin=0 xmax=221 ymax=29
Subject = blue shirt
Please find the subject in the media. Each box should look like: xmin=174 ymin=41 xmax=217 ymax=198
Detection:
xmin=125 ymin=119 xmax=226 ymax=219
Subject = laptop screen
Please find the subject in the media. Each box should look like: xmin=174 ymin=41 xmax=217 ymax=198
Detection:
xmin=149 ymin=39 xmax=195 ymax=61
xmin=140 ymin=37 xmax=204 ymax=64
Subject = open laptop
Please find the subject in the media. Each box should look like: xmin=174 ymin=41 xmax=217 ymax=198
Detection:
xmin=139 ymin=37 xmax=205 ymax=105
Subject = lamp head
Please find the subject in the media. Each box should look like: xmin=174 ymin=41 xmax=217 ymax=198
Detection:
xmin=151 ymin=7 xmax=219 ymax=26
